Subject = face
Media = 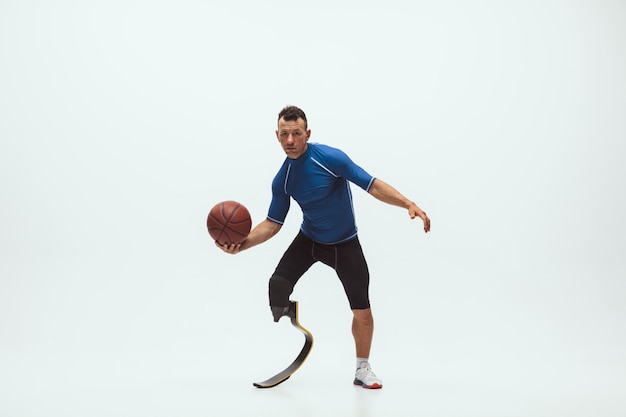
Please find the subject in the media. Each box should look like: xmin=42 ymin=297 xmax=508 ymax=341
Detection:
xmin=276 ymin=117 xmax=310 ymax=159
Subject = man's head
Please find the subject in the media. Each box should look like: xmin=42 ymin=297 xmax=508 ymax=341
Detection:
xmin=278 ymin=105 xmax=308 ymax=130
xmin=276 ymin=105 xmax=310 ymax=159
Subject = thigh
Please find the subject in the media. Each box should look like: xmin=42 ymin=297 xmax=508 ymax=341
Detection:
xmin=272 ymin=231 xmax=317 ymax=285
xmin=335 ymin=237 xmax=371 ymax=310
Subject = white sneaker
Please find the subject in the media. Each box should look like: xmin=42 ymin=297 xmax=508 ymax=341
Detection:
xmin=353 ymin=362 xmax=383 ymax=389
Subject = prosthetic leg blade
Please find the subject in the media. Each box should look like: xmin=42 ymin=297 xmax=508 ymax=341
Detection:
xmin=253 ymin=301 xmax=314 ymax=388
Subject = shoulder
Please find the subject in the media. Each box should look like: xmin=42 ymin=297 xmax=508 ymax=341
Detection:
xmin=309 ymin=143 xmax=350 ymax=162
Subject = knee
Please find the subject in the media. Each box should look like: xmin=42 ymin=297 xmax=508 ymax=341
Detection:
xmin=352 ymin=308 xmax=374 ymax=326
xmin=268 ymin=275 xmax=293 ymax=307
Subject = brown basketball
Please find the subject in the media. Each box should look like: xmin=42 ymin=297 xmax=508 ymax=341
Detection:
xmin=207 ymin=200 xmax=252 ymax=245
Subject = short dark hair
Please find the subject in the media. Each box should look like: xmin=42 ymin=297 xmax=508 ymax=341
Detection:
xmin=278 ymin=105 xmax=308 ymax=130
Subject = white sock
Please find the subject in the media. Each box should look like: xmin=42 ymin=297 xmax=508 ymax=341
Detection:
xmin=356 ymin=357 xmax=369 ymax=369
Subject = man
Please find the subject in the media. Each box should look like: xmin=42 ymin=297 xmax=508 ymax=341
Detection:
xmin=216 ymin=105 xmax=430 ymax=389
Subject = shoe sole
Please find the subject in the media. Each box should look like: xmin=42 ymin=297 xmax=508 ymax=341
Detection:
xmin=353 ymin=379 xmax=383 ymax=389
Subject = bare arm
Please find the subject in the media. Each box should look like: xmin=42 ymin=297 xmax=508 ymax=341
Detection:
xmin=215 ymin=218 xmax=282 ymax=254
xmin=368 ymin=178 xmax=431 ymax=232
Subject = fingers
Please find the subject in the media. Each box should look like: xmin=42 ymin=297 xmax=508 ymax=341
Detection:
xmin=423 ymin=215 xmax=431 ymax=233
xmin=214 ymin=241 xmax=242 ymax=254
xmin=419 ymin=211 xmax=430 ymax=233
xmin=409 ymin=207 xmax=431 ymax=233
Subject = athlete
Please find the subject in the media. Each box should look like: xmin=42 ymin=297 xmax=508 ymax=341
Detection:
xmin=216 ymin=105 xmax=430 ymax=389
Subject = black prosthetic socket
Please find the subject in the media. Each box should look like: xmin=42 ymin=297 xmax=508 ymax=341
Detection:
xmin=268 ymin=275 xmax=293 ymax=307
xmin=271 ymin=305 xmax=289 ymax=322
xmin=270 ymin=301 xmax=296 ymax=322
xmin=268 ymin=276 xmax=296 ymax=322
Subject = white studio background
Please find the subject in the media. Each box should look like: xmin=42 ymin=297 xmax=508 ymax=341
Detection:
xmin=1 ymin=1 xmax=625 ymax=416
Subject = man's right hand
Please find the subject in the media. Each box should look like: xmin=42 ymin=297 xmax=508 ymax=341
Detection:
xmin=215 ymin=241 xmax=242 ymax=254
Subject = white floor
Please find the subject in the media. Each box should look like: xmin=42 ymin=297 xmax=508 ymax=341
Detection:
xmin=1 ymin=257 xmax=624 ymax=417
xmin=2 ymin=335 xmax=624 ymax=417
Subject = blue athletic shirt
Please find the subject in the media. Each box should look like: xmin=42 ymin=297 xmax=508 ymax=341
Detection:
xmin=267 ymin=143 xmax=376 ymax=244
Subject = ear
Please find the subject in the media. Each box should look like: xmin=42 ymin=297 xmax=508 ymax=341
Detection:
xmin=276 ymin=130 xmax=280 ymax=141
xmin=306 ymin=129 xmax=311 ymax=140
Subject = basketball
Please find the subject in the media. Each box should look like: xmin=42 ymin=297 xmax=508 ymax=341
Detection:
xmin=207 ymin=200 xmax=252 ymax=245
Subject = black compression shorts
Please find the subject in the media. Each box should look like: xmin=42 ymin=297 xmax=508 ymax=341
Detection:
xmin=270 ymin=231 xmax=371 ymax=310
